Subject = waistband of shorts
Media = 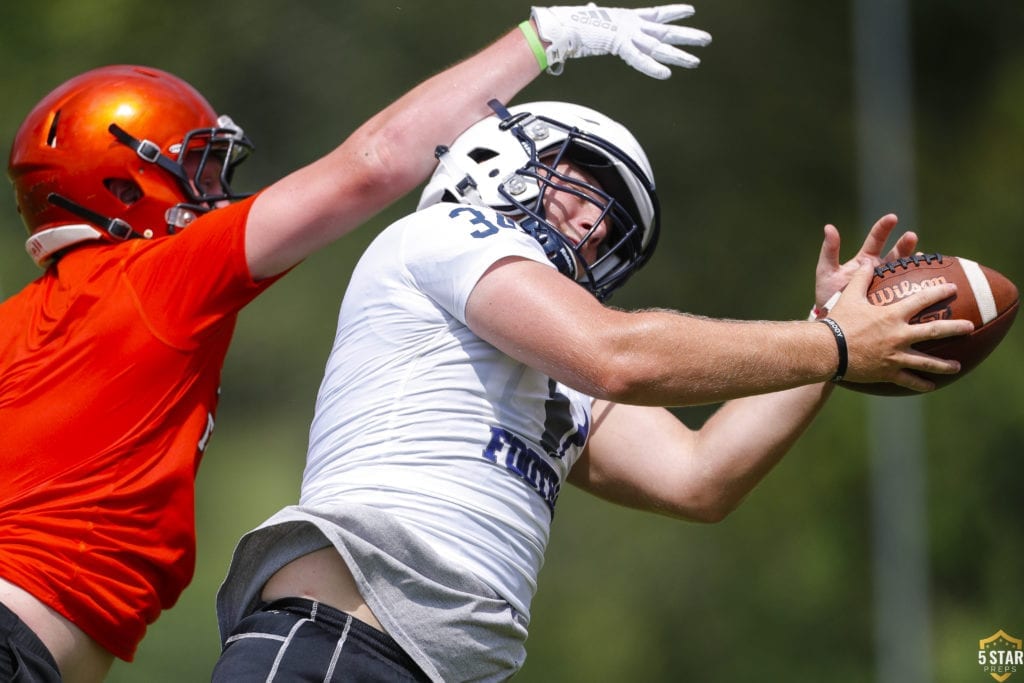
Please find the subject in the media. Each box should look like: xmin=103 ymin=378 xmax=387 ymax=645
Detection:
xmin=0 ymin=601 xmax=60 ymax=669
xmin=261 ymin=597 xmax=419 ymax=667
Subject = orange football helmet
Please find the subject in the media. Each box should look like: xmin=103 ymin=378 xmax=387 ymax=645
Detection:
xmin=7 ymin=64 xmax=253 ymax=266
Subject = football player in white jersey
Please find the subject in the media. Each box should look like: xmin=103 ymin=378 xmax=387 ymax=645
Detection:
xmin=3 ymin=4 xmax=714 ymax=681
xmin=215 ymin=101 xmax=970 ymax=683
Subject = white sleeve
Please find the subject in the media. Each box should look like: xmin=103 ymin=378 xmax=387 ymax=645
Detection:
xmin=402 ymin=204 xmax=556 ymax=324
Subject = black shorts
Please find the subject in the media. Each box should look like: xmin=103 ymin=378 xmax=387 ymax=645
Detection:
xmin=212 ymin=598 xmax=430 ymax=682
xmin=0 ymin=602 xmax=62 ymax=682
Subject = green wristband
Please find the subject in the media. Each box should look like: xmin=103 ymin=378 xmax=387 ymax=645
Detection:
xmin=519 ymin=20 xmax=548 ymax=72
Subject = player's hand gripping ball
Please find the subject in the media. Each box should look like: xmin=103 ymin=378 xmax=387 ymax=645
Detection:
xmin=839 ymin=253 xmax=1019 ymax=396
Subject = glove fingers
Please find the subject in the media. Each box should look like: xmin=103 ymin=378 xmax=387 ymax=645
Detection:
xmin=534 ymin=3 xmax=710 ymax=77
xmin=631 ymin=33 xmax=703 ymax=68
xmin=622 ymin=53 xmax=673 ymax=80
xmin=620 ymin=42 xmax=679 ymax=78
xmin=650 ymin=43 xmax=702 ymax=68
xmin=634 ymin=4 xmax=697 ymax=22
xmin=643 ymin=24 xmax=713 ymax=47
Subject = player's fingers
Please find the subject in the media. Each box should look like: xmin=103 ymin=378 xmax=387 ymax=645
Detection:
xmin=856 ymin=213 xmax=899 ymax=260
xmin=889 ymin=280 xmax=959 ymax=319
xmin=817 ymin=224 xmax=841 ymax=269
xmin=885 ymin=335 xmax=968 ymax=391
xmin=883 ymin=230 xmax=919 ymax=262
xmin=644 ymin=24 xmax=713 ymax=47
xmin=897 ymin=345 xmax=961 ymax=379
xmin=620 ymin=44 xmax=674 ymax=78
xmin=846 ymin=260 xmax=878 ymax=295
xmin=649 ymin=42 xmax=702 ymax=68
xmin=905 ymin=316 xmax=975 ymax=347
xmin=636 ymin=4 xmax=697 ymax=23
xmin=887 ymin=368 xmax=936 ymax=393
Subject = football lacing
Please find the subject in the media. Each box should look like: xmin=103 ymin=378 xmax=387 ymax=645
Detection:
xmin=873 ymin=253 xmax=944 ymax=277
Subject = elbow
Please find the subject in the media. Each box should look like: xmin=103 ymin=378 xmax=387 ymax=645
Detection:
xmin=560 ymin=312 xmax=674 ymax=404
xmin=665 ymin=486 xmax=746 ymax=525
xmin=341 ymin=120 xmax=436 ymax=202
xmin=338 ymin=138 xmax=406 ymax=202
xmin=688 ymin=501 xmax=737 ymax=524
xmin=585 ymin=355 xmax=662 ymax=405
xmin=309 ymin=131 xmax=414 ymax=220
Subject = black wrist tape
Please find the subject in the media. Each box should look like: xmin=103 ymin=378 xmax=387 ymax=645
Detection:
xmin=818 ymin=317 xmax=848 ymax=383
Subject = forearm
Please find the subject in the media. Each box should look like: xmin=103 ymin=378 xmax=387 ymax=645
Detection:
xmin=593 ymin=311 xmax=839 ymax=406
xmin=575 ymin=383 xmax=833 ymax=522
xmin=247 ymin=25 xmax=542 ymax=278
xmin=343 ymin=25 xmax=543 ymax=197
xmin=686 ymin=381 xmax=833 ymax=517
xmin=468 ymin=263 xmax=842 ymax=406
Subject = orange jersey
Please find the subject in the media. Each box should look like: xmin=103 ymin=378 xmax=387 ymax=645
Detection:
xmin=0 ymin=196 xmax=277 ymax=660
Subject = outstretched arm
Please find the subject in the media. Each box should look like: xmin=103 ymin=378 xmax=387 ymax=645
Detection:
xmin=567 ymin=215 xmax=966 ymax=522
xmin=244 ymin=6 xmax=711 ymax=279
xmin=467 ymin=248 xmax=968 ymax=407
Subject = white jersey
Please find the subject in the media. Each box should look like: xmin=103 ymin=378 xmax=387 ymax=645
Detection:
xmin=303 ymin=202 xmax=593 ymax=620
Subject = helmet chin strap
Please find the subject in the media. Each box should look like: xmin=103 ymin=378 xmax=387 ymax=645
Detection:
xmin=46 ymin=192 xmax=147 ymax=241
xmin=48 ymin=119 xmax=221 ymax=242
xmin=107 ymin=123 xmax=190 ymax=185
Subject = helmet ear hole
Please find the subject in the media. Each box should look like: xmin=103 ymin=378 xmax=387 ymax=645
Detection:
xmin=467 ymin=147 xmax=499 ymax=163
xmin=104 ymin=178 xmax=143 ymax=205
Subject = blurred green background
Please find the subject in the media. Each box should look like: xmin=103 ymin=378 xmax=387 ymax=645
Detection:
xmin=1 ymin=1 xmax=1022 ymax=681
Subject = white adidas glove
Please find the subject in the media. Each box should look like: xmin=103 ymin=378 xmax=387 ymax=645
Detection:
xmin=531 ymin=3 xmax=711 ymax=79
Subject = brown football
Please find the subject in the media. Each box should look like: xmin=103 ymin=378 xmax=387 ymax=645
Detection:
xmin=838 ymin=253 xmax=1019 ymax=396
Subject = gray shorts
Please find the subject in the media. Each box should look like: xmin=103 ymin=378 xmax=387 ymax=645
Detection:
xmin=216 ymin=503 xmax=528 ymax=683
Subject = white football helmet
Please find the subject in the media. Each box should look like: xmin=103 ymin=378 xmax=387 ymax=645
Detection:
xmin=418 ymin=100 xmax=660 ymax=300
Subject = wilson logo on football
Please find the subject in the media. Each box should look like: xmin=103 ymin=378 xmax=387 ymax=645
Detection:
xmin=868 ymin=275 xmax=949 ymax=306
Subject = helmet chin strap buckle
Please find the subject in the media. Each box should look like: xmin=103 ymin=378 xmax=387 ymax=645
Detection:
xmin=434 ymin=145 xmax=483 ymax=204
xmin=134 ymin=138 xmax=162 ymax=164
xmin=106 ymin=218 xmax=134 ymax=240
xmin=47 ymin=192 xmax=143 ymax=241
